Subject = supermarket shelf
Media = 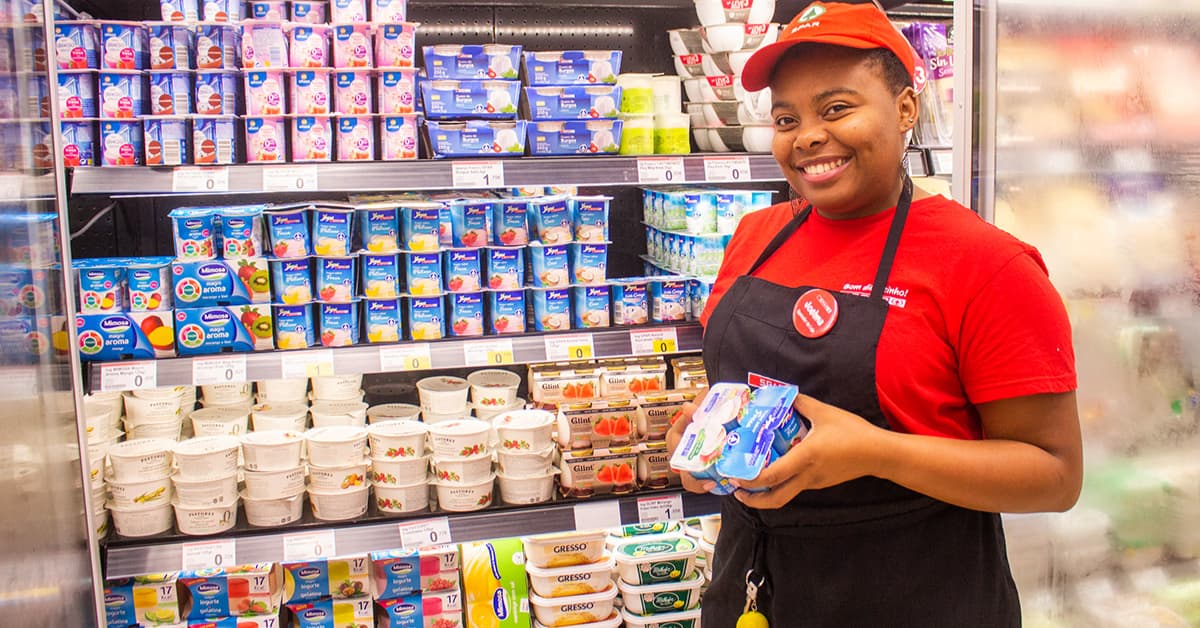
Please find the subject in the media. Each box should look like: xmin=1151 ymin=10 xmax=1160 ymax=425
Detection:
xmin=102 ymin=488 xmax=722 ymax=578
xmin=88 ymin=322 xmax=703 ymax=392
xmin=68 ymin=155 xmax=785 ymax=196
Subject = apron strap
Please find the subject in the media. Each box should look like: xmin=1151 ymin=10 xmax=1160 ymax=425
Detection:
xmin=869 ymin=176 xmax=914 ymax=301
xmin=747 ymin=201 xmax=811 ymax=276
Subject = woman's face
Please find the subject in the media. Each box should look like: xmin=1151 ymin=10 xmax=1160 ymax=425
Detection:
xmin=769 ymin=45 xmax=917 ymax=219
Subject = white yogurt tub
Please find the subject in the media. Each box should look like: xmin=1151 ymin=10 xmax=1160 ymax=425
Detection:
xmin=698 ymin=538 xmax=715 ymax=576
xmin=173 ymin=435 xmax=241 ymax=481
xmin=497 ymin=469 xmax=558 ymax=505
xmin=617 ymin=568 xmax=703 ymax=615
xmin=243 ymin=465 xmax=306 ymax=499
xmin=433 ymin=473 xmax=494 ymax=512
xmin=422 ymin=410 xmax=467 ymax=425
xmin=173 ymin=498 xmax=238 ymax=535
xmin=523 ymin=530 xmax=609 ymax=569
xmin=493 ymin=409 xmax=555 ymax=453
xmin=201 ymin=382 xmax=252 ymax=406
xmin=699 ymin=514 xmax=720 ymax=544
xmin=251 ymin=402 xmax=309 ymax=431
xmin=375 ymin=480 xmax=430 ymax=514
xmin=368 ymin=419 xmax=427 ymax=458
xmin=107 ymin=438 xmax=175 ymax=481
xmin=308 ymin=458 xmax=369 ymax=491
xmin=309 ymin=485 xmax=369 ymax=521
xmin=474 ymin=398 xmax=524 ymax=422
xmin=310 ymin=399 xmax=368 ymax=427
xmin=305 ymin=425 xmax=368 ymax=466
xmin=241 ymin=430 xmax=305 ymax=471
xmin=107 ymin=474 xmax=173 ymax=508
xmin=367 ymin=402 xmax=421 ymax=424
xmin=620 ymin=607 xmax=701 ymax=628
xmin=432 ymin=452 xmax=493 ymax=484
xmin=530 ymin=586 xmax=618 ymax=627
xmin=108 ymin=501 xmax=173 ymax=537
xmin=189 ymin=405 xmax=250 ymax=437
xmin=497 ymin=444 xmax=556 ymax=476
xmin=614 ymin=537 xmax=698 ymax=585
xmin=526 ymin=554 xmax=615 ymax=598
xmin=123 ymin=391 xmax=182 ymax=424
xmin=125 ymin=419 xmax=182 ymax=441
xmin=417 ymin=376 xmax=470 ymax=414
xmin=427 ymin=419 xmax=490 ymax=458
xmin=467 ymin=368 xmax=521 ymax=408
xmin=311 ymin=373 xmax=362 ymax=400
xmin=242 ymin=491 xmax=304 ymax=527
xmin=371 ymin=455 xmax=429 ymax=485
xmin=256 ymin=378 xmax=308 ymax=402
xmin=171 ymin=472 xmax=238 ymax=507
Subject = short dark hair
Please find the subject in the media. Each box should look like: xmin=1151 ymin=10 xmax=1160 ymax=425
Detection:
xmin=772 ymin=44 xmax=912 ymax=96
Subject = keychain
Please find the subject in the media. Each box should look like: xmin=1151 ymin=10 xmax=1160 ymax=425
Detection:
xmin=737 ymin=570 xmax=769 ymax=628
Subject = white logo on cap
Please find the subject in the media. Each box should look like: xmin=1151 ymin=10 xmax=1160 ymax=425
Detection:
xmin=798 ymin=4 xmax=826 ymax=22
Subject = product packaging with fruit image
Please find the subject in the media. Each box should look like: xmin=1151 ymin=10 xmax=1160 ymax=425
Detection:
xmin=172 ymin=258 xmax=272 ymax=307
xmin=177 ymin=563 xmax=281 ymax=620
xmin=103 ymin=573 xmax=180 ymax=628
xmin=555 ymin=397 xmax=638 ymax=452
xmin=282 ymin=556 xmax=370 ymax=604
xmin=286 ymin=595 xmax=373 ymax=627
xmin=76 ymin=311 xmax=175 ymax=360
xmin=174 ymin=304 xmax=272 ymax=355
xmin=559 ymin=449 xmax=637 ymax=497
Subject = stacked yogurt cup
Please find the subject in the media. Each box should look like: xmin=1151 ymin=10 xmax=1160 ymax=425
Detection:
xmin=105 ymin=437 xmax=177 ymax=537
xmin=83 ymin=392 xmax=125 ymax=538
xmin=309 ymin=374 xmax=369 ymax=427
xmin=171 ymin=435 xmax=241 ymax=535
xmin=493 ymin=409 xmax=558 ymax=504
xmin=427 ymin=418 xmax=495 ymax=512
xmin=305 ymin=423 xmax=371 ymax=520
xmin=241 ymin=428 xmax=307 ymax=526
xmin=190 ymin=383 xmax=254 ymax=437
xmin=368 ymin=418 xmax=431 ymax=514
xmin=122 ymin=386 xmax=192 ymax=441
xmin=416 ymin=375 xmax=470 ymax=424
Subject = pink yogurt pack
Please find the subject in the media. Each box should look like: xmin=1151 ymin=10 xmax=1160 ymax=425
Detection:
xmin=60 ymin=120 xmax=97 ymax=166
xmin=201 ymin=0 xmax=242 ymax=21
xmin=330 ymin=0 xmax=368 ymax=23
xmin=54 ymin=21 xmax=98 ymax=69
xmin=288 ymin=24 xmax=330 ymax=68
xmin=245 ymin=69 xmax=286 ymax=115
xmin=57 ymin=70 xmax=97 ymax=118
xmin=148 ymin=23 xmax=192 ymax=70
xmin=291 ymin=1 xmax=326 ymax=23
xmin=375 ymin=23 xmax=415 ymax=68
xmin=290 ymin=69 xmax=331 ymax=114
xmin=194 ymin=70 xmax=238 ymax=115
xmin=336 ymin=116 xmax=375 ymax=161
xmin=196 ymin=24 xmax=240 ymax=69
xmin=99 ymin=119 xmax=143 ymax=166
xmin=334 ymin=24 xmax=373 ymax=68
xmin=241 ymin=21 xmax=288 ymax=69
xmin=99 ymin=71 xmax=146 ymax=119
xmin=250 ymin=1 xmax=287 ymax=19
xmin=159 ymin=0 xmax=199 ymax=22
xmin=99 ymin=21 xmax=148 ymax=70
xmin=148 ymin=70 xmax=192 ymax=115
xmin=380 ymin=115 xmax=417 ymax=161
xmin=334 ymin=70 xmax=373 ymax=115
xmin=291 ymin=115 xmax=333 ymax=162
xmin=144 ymin=116 xmax=190 ymax=165
xmin=246 ymin=116 xmax=287 ymax=162
xmin=371 ymin=0 xmax=407 ymax=22
xmin=193 ymin=115 xmax=238 ymax=164
xmin=376 ymin=68 xmax=415 ymax=114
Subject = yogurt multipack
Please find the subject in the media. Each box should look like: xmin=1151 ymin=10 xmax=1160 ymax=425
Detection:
xmin=172 ymin=259 xmax=272 ymax=307
xmin=524 ymin=85 xmax=621 ymax=120
xmin=523 ymin=50 xmax=622 ymax=85
xmin=422 ymin=44 xmax=522 ymax=80
xmin=527 ymin=119 xmax=622 ymax=156
xmin=76 ymin=311 xmax=175 ymax=361
xmin=420 ymin=79 xmax=521 ymax=119
xmin=174 ymin=304 xmax=274 ymax=355
xmin=424 ymin=120 xmax=528 ymax=159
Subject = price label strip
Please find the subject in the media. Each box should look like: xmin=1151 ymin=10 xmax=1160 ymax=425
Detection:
xmin=637 ymin=494 xmax=684 ymax=524
xmin=574 ymin=501 xmax=622 ymax=531
xmin=629 ymin=328 xmax=679 ymax=356
xmin=703 ymin=155 xmax=752 ymax=182
xmin=379 ymin=344 xmax=433 ymax=372
xmin=181 ymin=539 xmax=236 ymax=571
xmin=543 ymin=333 xmax=595 ymax=361
xmin=192 ymin=354 xmax=248 ymax=386
xmin=100 ymin=361 xmax=158 ymax=392
xmin=282 ymin=530 xmax=336 ymax=561
xmin=398 ymin=517 xmax=452 ymax=550
xmin=279 ymin=349 xmax=335 ymax=379
xmin=172 ymin=167 xmax=229 ymax=193
xmin=463 ymin=338 xmax=515 ymax=366
xmin=637 ymin=157 xmax=686 ymax=185
xmin=451 ymin=161 xmax=505 ymax=189
xmin=262 ymin=165 xmax=319 ymax=192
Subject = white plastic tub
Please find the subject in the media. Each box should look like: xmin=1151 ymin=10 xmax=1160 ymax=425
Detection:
xmin=366 ymin=402 xmax=421 ymax=424
xmin=189 ymin=405 xmax=250 ymax=437
xmin=523 ymin=530 xmax=608 ymax=569
xmin=308 ymin=459 xmax=369 ymax=491
xmin=699 ymin=514 xmax=720 ymax=544
xmin=694 ymin=0 xmax=775 ymax=26
xmin=309 ymin=485 xmax=369 ymax=520
xmin=172 ymin=435 xmax=241 ymax=480
xmin=374 ymin=480 xmax=430 ymax=513
xmin=243 ymin=465 xmax=306 ymax=499
xmin=309 ymin=399 xmax=368 ymax=427
xmin=620 ymin=607 xmax=701 ymax=627
xmin=305 ymin=425 xmax=368 ymax=466
xmin=311 ymin=373 xmax=363 ymax=400
xmin=617 ymin=568 xmax=703 ymax=615
xmin=526 ymin=554 xmax=615 ymax=598
xmin=173 ymin=498 xmax=238 ymax=535
xmin=256 ymin=378 xmax=308 ymax=403
xmin=107 ymin=438 xmax=175 ymax=481
xmin=613 ymin=537 xmax=698 ymax=586
xmin=130 ymin=386 xmax=189 ymax=400
xmin=368 ymin=419 xmax=427 ymax=459
xmin=416 ymin=376 xmax=469 ymax=414
xmin=497 ymin=469 xmax=558 ymax=505
xmin=123 ymin=393 xmax=183 ymax=424
xmin=433 ymin=474 xmax=494 ymax=512
xmin=533 ymin=615 xmax=621 ymax=628
xmin=473 ymin=397 xmax=524 ymax=422
xmin=242 ymin=491 xmax=305 ymax=527
xmin=432 ymin=452 xmax=493 ymax=484
xmin=201 ymin=382 xmax=252 ymax=406
xmin=172 ymin=472 xmax=238 ymax=507
xmin=125 ymin=419 xmax=183 ymax=441
xmin=422 ymin=410 xmax=466 ymax=425
xmin=467 ymin=368 xmax=521 ymax=408
xmin=107 ymin=475 xmax=173 ymax=508
xmin=493 ymin=409 xmax=555 ymax=452
xmin=241 ymin=430 xmax=305 ymax=471
xmin=427 ymin=419 xmax=490 ymax=458
xmin=497 ymin=445 xmax=556 ymax=476
xmin=530 ymin=586 xmax=618 ymax=627
xmin=108 ymin=501 xmax=174 ymax=537
xmin=370 ymin=454 xmax=429 ymax=486
xmin=251 ymin=402 xmax=309 ymax=432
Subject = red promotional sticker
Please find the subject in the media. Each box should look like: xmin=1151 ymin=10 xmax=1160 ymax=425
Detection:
xmin=792 ymin=289 xmax=838 ymax=338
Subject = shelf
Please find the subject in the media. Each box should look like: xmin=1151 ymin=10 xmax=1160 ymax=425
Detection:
xmin=89 ymin=322 xmax=703 ymax=392
xmin=102 ymin=488 xmax=722 ymax=578
xmin=69 ymin=155 xmax=785 ymax=196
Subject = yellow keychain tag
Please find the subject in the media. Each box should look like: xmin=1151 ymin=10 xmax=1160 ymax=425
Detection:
xmin=738 ymin=571 xmax=769 ymax=628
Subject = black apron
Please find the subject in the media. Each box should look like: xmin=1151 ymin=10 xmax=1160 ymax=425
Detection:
xmin=700 ymin=180 xmax=1020 ymax=627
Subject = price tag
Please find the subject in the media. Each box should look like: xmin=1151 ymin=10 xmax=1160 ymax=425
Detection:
xmin=637 ymin=494 xmax=684 ymax=524
xmin=379 ymin=344 xmax=433 ymax=372
xmin=279 ymin=349 xmax=335 ymax=379
xmin=172 ymin=167 xmax=229 ymax=193
xmin=931 ymin=149 xmax=954 ymax=175
xmin=573 ymin=500 xmax=622 ymax=531
xmin=543 ymin=333 xmax=595 ymax=361
xmin=398 ymin=517 xmax=453 ymax=550
xmin=629 ymin=328 xmax=679 ymax=355
xmin=637 ymin=157 xmax=686 ymax=185
xmin=282 ymin=530 xmax=336 ymax=561
xmin=451 ymin=161 xmax=505 ymax=189
xmin=181 ymin=539 xmax=236 ymax=571
xmin=99 ymin=361 xmax=158 ymax=392
xmin=192 ymin=355 xmax=247 ymax=386
xmin=703 ymin=155 xmax=752 ymax=182
xmin=262 ymin=165 xmax=319 ymax=192
xmin=463 ymin=339 xmax=515 ymax=366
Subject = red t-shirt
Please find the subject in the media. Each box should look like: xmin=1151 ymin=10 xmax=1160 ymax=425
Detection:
xmin=701 ymin=194 xmax=1077 ymax=440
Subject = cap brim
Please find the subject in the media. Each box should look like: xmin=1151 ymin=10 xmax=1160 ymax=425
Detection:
xmin=740 ymin=34 xmax=907 ymax=92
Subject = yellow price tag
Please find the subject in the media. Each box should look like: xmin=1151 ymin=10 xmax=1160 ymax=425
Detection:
xmin=380 ymin=345 xmax=433 ymax=372
xmin=487 ymin=349 xmax=515 ymax=365
xmin=567 ymin=344 xmax=593 ymax=359
xmin=281 ymin=349 xmax=335 ymax=379
xmin=544 ymin=333 xmax=596 ymax=361
xmin=465 ymin=339 xmax=516 ymax=366
xmin=653 ymin=338 xmax=677 ymax=354
xmin=630 ymin=328 xmax=680 ymax=356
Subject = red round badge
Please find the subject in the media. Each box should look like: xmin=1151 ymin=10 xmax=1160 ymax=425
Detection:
xmin=793 ymin=289 xmax=839 ymax=338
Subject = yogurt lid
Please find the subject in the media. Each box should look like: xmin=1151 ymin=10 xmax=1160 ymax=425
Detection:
xmin=306 ymin=425 xmax=368 ymax=443
xmin=173 ymin=435 xmax=241 ymax=456
xmin=493 ymin=409 xmax=553 ymax=430
xmin=241 ymin=430 xmax=304 ymax=445
xmin=417 ymin=376 xmax=469 ymax=392
xmin=522 ymin=529 xmax=608 ymax=546
xmin=529 ymin=583 xmax=618 ymax=607
xmin=427 ymin=419 xmax=490 ymax=437
xmin=107 ymin=437 xmax=174 ymax=458
xmin=189 ymin=406 xmax=249 ymax=422
xmin=310 ymin=399 xmax=368 ymax=415
xmin=615 ymin=536 xmax=696 ymax=559
xmin=168 ymin=207 xmax=217 ymax=219
xmin=524 ymin=554 xmax=614 ymax=578
xmin=610 ymin=521 xmax=681 ymax=538
xmin=367 ymin=403 xmax=421 ymax=419
xmin=252 ymin=402 xmax=310 ymax=419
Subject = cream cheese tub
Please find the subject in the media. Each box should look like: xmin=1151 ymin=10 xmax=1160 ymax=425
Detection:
xmin=308 ymin=458 xmax=368 ymax=491
xmin=173 ymin=498 xmax=238 ymax=535
xmin=374 ymin=480 xmax=430 ymax=513
xmin=427 ymin=419 xmax=489 ymax=458
xmin=242 ymin=491 xmax=304 ymax=527
xmin=107 ymin=474 xmax=173 ymax=508
xmin=243 ymin=464 xmax=305 ymax=499
xmin=530 ymin=585 xmax=618 ymax=627
xmin=108 ymin=501 xmax=173 ymax=537
xmin=620 ymin=607 xmax=701 ymax=628
xmin=309 ymin=484 xmax=369 ymax=520
xmin=107 ymin=438 xmax=175 ymax=481
xmin=172 ymin=435 xmax=240 ymax=480
xmin=241 ymin=430 xmax=305 ymax=471
xmin=171 ymin=472 xmax=237 ymax=507
xmin=368 ymin=419 xmax=427 ymax=458
xmin=305 ymin=425 xmax=368 ymax=466
xmin=523 ymin=530 xmax=608 ymax=569
xmin=613 ymin=537 xmax=697 ymax=586
xmin=526 ymin=554 xmax=615 ymax=598
xmin=432 ymin=473 xmax=494 ymax=512
xmin=617 ymin=568 xmax=702 ymax=615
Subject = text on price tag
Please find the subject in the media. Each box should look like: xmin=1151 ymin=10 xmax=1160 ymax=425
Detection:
xmin=637 ymin=494 xmax=684 ymax=524
xmin=100 ymin=361 xmax=158 ymax=392
xmin=262 ymin=165 xmax=319 ymax=192
xmin=463 ymin=338 xmax=515 ymax=366
xmin=280 ymin=349 xmax=335 ymax=379
xmin=379 ymin=344 xmax=433 ymax=372
xmin=630 ymin=328 xmax=679 ymax=355
xmin=704 ymin=155 xmax=752 ymax=182
xmin=452 ymin=161 xmax=505 ymax=189
xmin=398 ymin=517 xmax=452 ymax=550
xmin=172 ymin=167 xmax=229 ymax=193
xmin=637 ymin=157 xmax=686 ymax=185
xmin=543 ymin=333 xmax=595 ymax=361
xmin=192 ymin=355 xmax=247 ymax=386
xmin=282 ymin=530 xmax=337 ymax=561
xmin=181 ymin=539 xmax=236 ymax=571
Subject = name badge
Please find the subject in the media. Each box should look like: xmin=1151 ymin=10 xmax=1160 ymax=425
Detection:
xmin=792 ymin=288 xmax=838 ymax=338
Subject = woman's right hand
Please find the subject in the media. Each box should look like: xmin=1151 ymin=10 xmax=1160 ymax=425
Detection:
xmin=666 ymin=388 xmax=715 ymax=494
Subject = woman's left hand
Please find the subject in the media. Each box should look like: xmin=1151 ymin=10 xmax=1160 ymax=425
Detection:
xmin=731 ymin=393 xmax=891 ymax=509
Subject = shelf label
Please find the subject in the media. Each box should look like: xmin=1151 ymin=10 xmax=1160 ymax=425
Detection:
xmin=630 ymin=328 xmax=679 ymax=355
xmin=279 ymin=349 xmax=334 ymax=379
xmin=452 ymin=161 xmax=505 ymax=189
xmin=703 ymin=156 xmax=751 ymax=182
xmin=99 ymin=361 xmax=158 ymax=392
xmin=191 ymin=355 xmax=247 ymax=386
xmin=637 ymin=157 xmax=686 ymax=185
xmin=637 ymin=494 xmax=684 ymax=524
xmin=573 ymin=500 xmax=622 ymax=531
xmin=283 ymin=530 xmax=336 ymax=561
xmin=543 ymin=333 xmax=595 ymax=361
xmin=262 ymin=165 xmax=319 ymax=192
xmin=181 ymin=539 xmax=236 ymax=571
xmin=172 ymin=167 xmax=229 ymax=193
xmin=931 ymin=149 xmax=954 ymax=175
xmin=379 ymin=344 xmax=433 ymax=372
xmin=398 ymin=517 xmax=452 ymax=550
xmin=463 ymin=338 xmax=515 ymax=366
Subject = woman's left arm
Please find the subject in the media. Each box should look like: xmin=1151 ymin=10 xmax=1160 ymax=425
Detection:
xmin=732 ymin=390 xmax=1083 ymax=513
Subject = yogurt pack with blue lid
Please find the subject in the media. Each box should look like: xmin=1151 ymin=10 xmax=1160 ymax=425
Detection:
xmin=526 ymin=119 xmax=622 ymax=156
xmin=424 ymin=120 xmax=527 ymax=158
xmin=317 ymin=300 xmax=359 ymax=347
xmin=611 ymin=279 xmax=648 ymax=326
xmin=422 ymin=44 xmax=522 ymax=80
xmin=361 ymin=252 xmax=400 ymax=298
xmin=448 ymin=198 xmax=492 ymax=247
xmin=524 ymin=85 xmax=621 ymax=120
xmin=314 ymin=255 xmax=356 ymax=303
xmin=173 ymin=258 xmax=271 ymax=307
xmin=269 ymin=257 xmax=314 ymax=305
xmin=405 ymin=252 xmax=442 ymax=296
xmin=420 ymin=79 xmax=520 ymax=119
xmin=399 ymin=202 xmax=442 ymax=251
xmin=447 ymin=291 xmax=484 ymax=337
xmin=273 ymin=303 xmax=316 ymax=349
xmin=527 ymin=242 xmax=570 ymax=288
xmin=407 ymin=295 xmax=445 ymax=340
xmin=527 ymin=195 xmax=572 ymax=245
xmin=485 ymin=246 xmax=524 ymax=290
xmin=523 ymin=50 xmax=622 ymax=85
xmin=357 ymin=202 xmax=401 ymax=253
xmin=364 ymin=297 xmax=402 ymax=343
xmin=529 ymin=287 xmax=570 ymax=332
xmin=571 ymin=195 xmax=610 ymax=242
xmin=569 ymin=241 xmax=608 ymax=285
xmin=265 ymin=206 xmax=312 ymax=258
xmin=443 ymin=248 xmax=482 ymax=293
xmin=650 ymin=277 xmax=689 ymax=323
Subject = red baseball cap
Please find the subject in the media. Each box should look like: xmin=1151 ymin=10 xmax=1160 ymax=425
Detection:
xmin=740 ymin=1 xmax=924 ymax=92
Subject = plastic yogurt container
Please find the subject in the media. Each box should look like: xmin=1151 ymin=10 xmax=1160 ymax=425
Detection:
xmin=613 ymin=537 xmax=697 ymax=585
xmin=245 ymin=116 xmax=287 ymax=162
xmin=171 ymin=471 xmax=238 ymax=507
xmin=143 ymin=116 xmax=190 ymax=165
xmin=362 ymin=299 xmax=402 ymax=341
xmin=333 ymin=23 xmax=373 ymax=68
xmin=173 ymin=435 xmax=241 ymax=481
xmin=194 ymin=71 xmax=238 ymax=115
xmin=60 ymin=119 xmax=97 ymax=166
xmin=243 ymin=464 xmax=306 ymax=499
xmin=371 ymin=450 xmax=429 ymax=486
xmin=147 ymin=70 xmax=190 ymax=115
xmin=528 ymin=243 xmax=570 ymax=288
xmin=250 ymin=0 xmax=287 ymax=19
xmin=308 ymin=458 xmax=368 ymax=491
xmin=617 ymin=569 xmax=702 ymax=615
xmin=242 ymin=491 xmax=304 ymax=526
xmin=147 ymin=23 xmax=192 ymax=70
xmin=496 ymin=444 xmax=555 ymax=476
xmin=108 ymin=475 xmax=173 ymax=508
xmin=371 ymin=0 xmax=407 ymax=22
xmin=530 ymin=586 xmax=618 ymax=627
xmin=291 ymin=0 xmax=327 ymax=23
xmin=195 ymin=24 xmax=240 ymax=70
xmin=99 ymin=120 xmax=143 ymax=166
xmin=416 ymin=376 xmax=469 ymax=414
xmin=265 ymin=208 xmax=311 ymax=259
xmin=241 ymin=20 xmax=286 ymax=69
xmin=361 ymin=253 xmax=400 ymax=297
xmin=525 ymin=554 xmax=615 ymax=599
xmin=99 ymin=21 xmax=148 ymax=70
xmin=245 ymin=69 xmax=285 ymax=116
xmin=241 ymin=430 xmax=304 ymax=471
xmin=309 ymin=484 xmax=369 ymax=521
xmin=497 ymin=469 xmax=558 ymax=505
xmin=192 ymin=115 xmax=238 ymax=164
xmin=529 ymin=287 xmax=571 ymax=332
xmin=426 ymin=419 xmax=489 ymax=458
xmin=290 ymin=69 xmax=332 ymax=115
xmin=330 ymin=0 xmax=368 ymax=24
xmin=106 ymin=438 xmax=175 ymax=482
xmin=374 ymin=481 xmax=429 ymax=513
xmin=108 ymin=501 xmax=173 ymax=537
xmin=311 ymin=373 xmax=362 ymax=400
xmin=377 ymin=68 xmax=416 ymax=114
xmin=493 ymin=409 xmax=555 ymax=452
xmin=188 ymin=405 xmax=249 ymax=437
xmin=172 ymin=498 xmax=239 ymax=535
xmin=333 ymin=70 xmax=372 ymax=115
xmin=99 ymin=71 xmax=145 ymax=119
xmin=375 ymin=22 xmax=416 ymax=67
xmin=310 ymin=399 xmax=368 ymax=427
xmin=336 ymin=115 xmax=376 ymax=161
xmin=380 ymin=114 xmax=418 ymax=160
xmin=305 ymin=425 xmax=369 ymax=466
xmin=57 ymin=70 xmax=97 ymax=118
xmin=432 ymin=473 xmax=494 ymax=512
xmin=250 ymin=402 xmax=309 ymax=431
xmin=54 ymin=21 xmax=99 ymax=70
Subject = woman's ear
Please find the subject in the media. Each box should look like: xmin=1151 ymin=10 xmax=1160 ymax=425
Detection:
xmin=897 ymin=86 xmax=919 ymax=133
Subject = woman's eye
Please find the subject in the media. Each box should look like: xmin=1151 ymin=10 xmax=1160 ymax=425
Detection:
xmin=773 ymin=116 xmax=797 ymax=129
xmin=825 ymin=104 xmax=849 ymax=116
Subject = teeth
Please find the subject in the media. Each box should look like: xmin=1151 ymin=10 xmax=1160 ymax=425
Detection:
xmin=803 ymin=158 xmax=846 ymax=175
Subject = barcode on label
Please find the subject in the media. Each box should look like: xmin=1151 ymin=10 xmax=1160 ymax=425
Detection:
xmin=268 ymin=45 xmax=285 ymax=68
xmin=223 ymin=44 xmax=236 ymax=67
xmin=27 ymin=95 xmax=39 ymax=116
xmin=163 ymin=139 xmax=182 ymax=166
xmin=174 ymin=94 xmax=189 ymax=116
xmin=217 ymin=139 xmax=234 ymax=162
xmin=222 ymin=93 xmax=235 ymax=116
xmin=175 ymin=44 xmax=189 ymax=69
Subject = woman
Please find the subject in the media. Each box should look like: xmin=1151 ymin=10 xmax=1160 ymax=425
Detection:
xmin=666 ymin=2 xmax=1082 ymax=626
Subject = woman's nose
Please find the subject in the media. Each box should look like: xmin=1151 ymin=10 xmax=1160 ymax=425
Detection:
xmin=793 ymin=121 xmax=827 ymax=150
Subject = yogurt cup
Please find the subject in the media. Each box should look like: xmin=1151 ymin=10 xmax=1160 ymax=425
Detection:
xmin=107 ymin=438 xmax=175 ymax=482
xmin=273 ymin=302 xmax=315 ymax=348
xmin=108 ymin=501 xmax=173 ymax=537
xmin=144 ymin=115 xmax=190 ymax=165
xmin=310 ymin=399 xmax=368 ymax=427
xmin=426 ymin=418 xmax=488 ymax=458
xmin=242 ymin=491 xmax=304 ymax=526
xmin=75 ymin=262 xmax=125 ymax=314
xmin=287 ymin=115 xmax=332 ymax=162
xmin=256 ymin=378 xmax=308 ymax=403
xmin=148 ymin=70 xmax=191 ymax=115
xmin=573 ymin=285 xmax=611 ymax=329
xmin=368 ymin=418 xmax=427 ymax=458
xmin=98 ymin=119 xmax=142 ymax=167
xmin=497 ymin=469 xmax=558 ymax=505
xmin=617 ymin=569 xmax=702 ymax=615
xmin=195 ymin=24 xmax=240 ymax=70
xmin=528 ymin=243 xmax=570 ymax=288
xmin=55 ymin=21 xmax=99 ymax=70
xmin=173 ymin=498 xmax=238 ymax=535
xmin=699 ymin=514 xmax=720 ymax=544
xmin=377 ymin=68 xmax=416 ymax=114
xmin=417 ymin=376 xmax=469 ymax=415
xmin=291 ymin=0 xmax=327 ymax=23
xmin=308 ymin=458 xmax=369 ymax=491
xmin=107 ymin=475 xmax=173 ymax=508
xmin=123 ymin=391 xmax=183 ymax=425
xmin=367 ymin=402 xmax=421 ymax=424
xmin=570 ymin=242 xmax=609 ymax=285
xmin=371 ymin=0 xmax=407 ymax=22
xmin=483 ymin=247 xmax=524 ymax=291
xmin=99 ymin=70 xmax=145 ymax=119
xmin=523 ymin=530 xmax=608 ymax=569
xmin=432 ymin=473 xmax=494 ymax=512
xmin=243 ymin=464 xmax=306 ymax=499
xmin=330 ymin=0 xmax=368 ymax=23
xmin=189 ymin=405 xmax=249 ymax=437
xmin=333 ymin=23 xmax=373 ymax=68
xmin=270 ymin=257 xmax=313 ymax=305
xmin=305 ymin=425 xmax=368 ymax=466
xmin=171 ymin=472 xmax=238 ymax=507
xmin=370 ymin=454 xmax=429 ymax=485
xmin=336 ymin=115 xmax=375 ymax=161
xmin=374 ymin=480 xmax=429 ymax=513
xmin=312 ymin=255 xmax=356 ymax=303
xmin=533 ymin=615 xmax=621 ymax=628
xmin=374 ymin=22 xmax=415 ymax=67
xmin=57 ymin=70 xmax=97 ymax=118
xmin=245 ymin=69 xmax=286 ymax=115
xmin=529 ymin=287 xmax=571 ymax=332
xmin=312 ymin=374 xmax=362 ymax=400
xmin=60 ymin=119 xmax=97 ymax=166
xmin=192 ymin=115 xmax=238 ymax=164
xmin=422 ymin=410 xmax=466 ymax=425
xmin=201 ymin=0 xmax=243 ymax=21
xmin=493 ymin=409 xmax=555 ymax=452
xmin=241 ymin=20 xmax=287 ymax=69
xmin=363 ymin=297 xmax=402 ymax=342
xmin=432 ymin=452 xmax=492 ymax=484
xmin=241 ymin=430 xmax=305 ymax=471
xmin=526 ymin=555 xmax=615 ymax=598
xmin=217 ymin=204 xmax=264 ymax=258
xmin=148 ymin=22 xmax=192 ymax=70
xmin=468 ymin=369 xmax=521 ymax=408
xmin=530 ymin=586 xmax=618 ymax=627
xmin=99 ymin=21 xmax=148 ymax=70
xmin=169 ymin=207 xmax=217 ymax=260
xmin=316 ymin=300 xmax=360 ymax=347
xmin=613 ymin=537 xmax=697 ymax=585
xmin=173 ymin=435 xmax=241 ymax=480
xmin=290 ymin=69 xmax=332 ymax=114
xmin=126 ymin=420 xmax=183 ymax=441
xmin=334 ymin=70 xmax=373 ymax=114
xmin=251 ymin=402 xmax=310 ymax=431
xmin=312 ymin=206 xmax=355 ymax=256
xmin=496 ymin=443 xmax=554 ymax=476
xmin=245 ymin=116 xmax=287 ymax=162
xmin=380 ymin=114 xmax=418 ymax=160
xmin=309 ymin=484 xmax=369 ymax=520
xmin=194 ymin=71 xmax=238 ymax=115
xmin=250 ymin=0 xmax=287 ymax=19
xmin=265 ymin=208 xmax=311 ymax=259
xmin=361 ymin=253 xmax=400 ymax=297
